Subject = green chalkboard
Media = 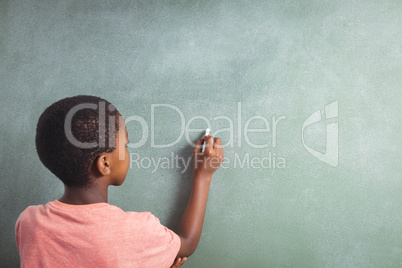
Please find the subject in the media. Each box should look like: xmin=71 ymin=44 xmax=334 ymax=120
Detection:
xmin=1 ymin=0 xmax=401 ymax=267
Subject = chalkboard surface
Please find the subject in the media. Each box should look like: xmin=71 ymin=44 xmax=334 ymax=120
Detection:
xmin=1 ymin=0 xmax=401 ymax=267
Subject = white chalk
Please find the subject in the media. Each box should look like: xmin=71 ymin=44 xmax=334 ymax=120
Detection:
xmin=201 ymin=128 xmax=211 ymax=152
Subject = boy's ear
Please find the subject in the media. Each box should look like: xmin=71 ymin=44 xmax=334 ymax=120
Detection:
xmin=96 ymin=154 xmax=111 ymax=176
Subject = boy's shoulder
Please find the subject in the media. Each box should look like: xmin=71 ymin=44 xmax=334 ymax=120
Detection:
xmin=16 ymin=200 xmax=159 ymax=226
xmin=16 ymin=203 xmax=44 ymax=223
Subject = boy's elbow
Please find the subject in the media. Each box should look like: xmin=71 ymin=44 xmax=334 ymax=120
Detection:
xmin=177 ymin=236 xmax=198 ymax=257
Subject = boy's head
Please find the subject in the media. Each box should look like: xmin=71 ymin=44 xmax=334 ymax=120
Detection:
xmin=36 ymin=95 xmax=127 ymax=188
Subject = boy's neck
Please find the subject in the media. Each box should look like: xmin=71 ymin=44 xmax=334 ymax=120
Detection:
xmin=59 ymin=184 xmax=108 ymax=205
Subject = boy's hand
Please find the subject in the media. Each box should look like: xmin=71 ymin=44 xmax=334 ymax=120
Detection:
xmin=193 ymin=135 xmax=224 ymax=177
xmin=170 ymin=257 xmax=187 ymax=268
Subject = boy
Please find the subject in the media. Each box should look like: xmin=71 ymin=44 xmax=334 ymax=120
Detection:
xmin=15 ymin=95 xmax=224 ymax=267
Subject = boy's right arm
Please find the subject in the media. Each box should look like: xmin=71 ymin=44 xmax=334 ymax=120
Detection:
xmin=176 ymin=135 xmax=224 ymax=257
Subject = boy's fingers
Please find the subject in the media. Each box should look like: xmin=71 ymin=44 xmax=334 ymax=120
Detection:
xmin=193 ymin=139 xmax=203 ymax=154
xmin=204 ymin=135 xmax=214 ymax=155
xmin=194 ymin=135 xmax=222 ymax=155
xmin=214 ymin=138 xmax=224 ymax=159
xmin=214 ymin=138 xmax=222 ymax=149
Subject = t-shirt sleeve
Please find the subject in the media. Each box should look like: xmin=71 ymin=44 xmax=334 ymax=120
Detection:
xmin=126 ymin=211 xmax=181 ymax=267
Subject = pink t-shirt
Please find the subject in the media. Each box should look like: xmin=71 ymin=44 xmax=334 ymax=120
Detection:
xmin=15 ymin=200 xmax=181 ymax=267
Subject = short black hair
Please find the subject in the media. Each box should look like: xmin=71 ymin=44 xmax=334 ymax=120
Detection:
xmin=35 ymin=95 xmax=121 ymax=188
